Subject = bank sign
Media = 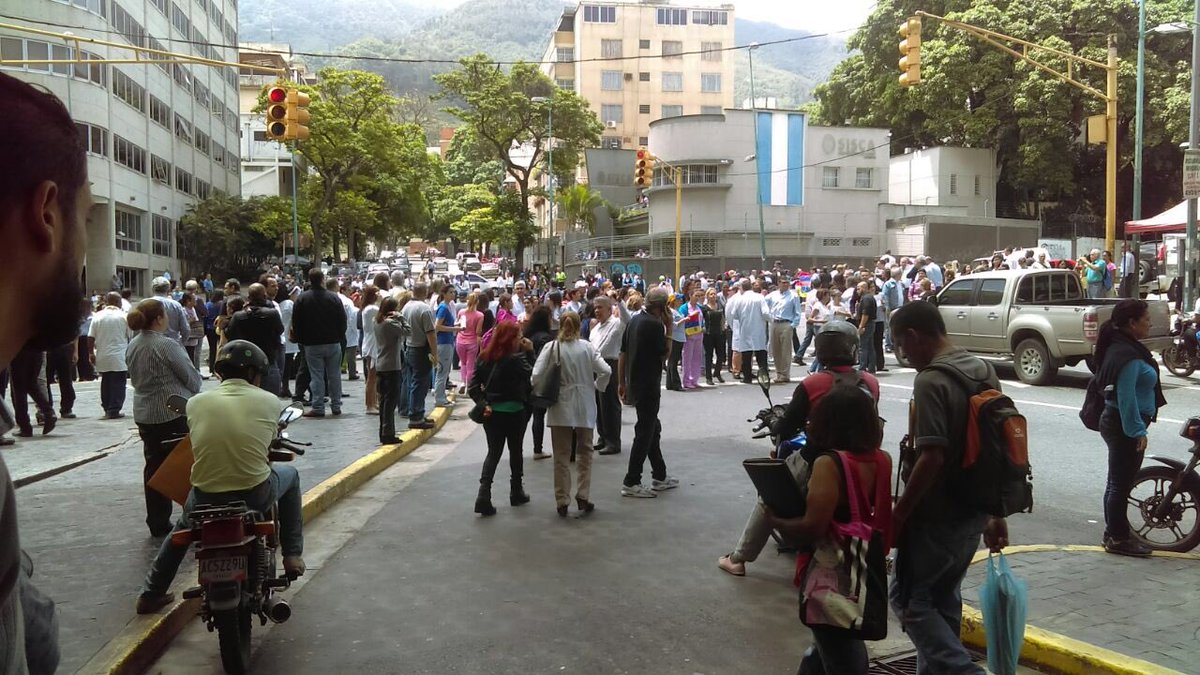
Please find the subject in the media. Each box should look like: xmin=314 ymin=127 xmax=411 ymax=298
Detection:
xmin=755 ymin=112 xmax=805 ymax=206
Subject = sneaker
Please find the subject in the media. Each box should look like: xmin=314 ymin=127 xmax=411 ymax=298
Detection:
xmin=651 ymin=476 xmax=680 ymax=491
xmin=621 ymin=484 xmax=657 ymax=498
xmin=718 ymin=555 xmax=746 ymax=577
xmin=1104 ymin=538 xmax=1153 ymax=557
xmin=135 ymin=592 xmax=175 ymax=615
xmin=302 ymin=410 xmax=325 ymax=419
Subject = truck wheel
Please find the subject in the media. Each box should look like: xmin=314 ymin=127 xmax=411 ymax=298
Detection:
xmin=1140 ymin=260 xmax=1154 ymax=284
xmin=1014 ymin=338 xmax=1057 ymax=385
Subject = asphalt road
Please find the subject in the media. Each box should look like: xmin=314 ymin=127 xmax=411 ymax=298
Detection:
xmin=141 ymin=351 xmax=1192 ymax=673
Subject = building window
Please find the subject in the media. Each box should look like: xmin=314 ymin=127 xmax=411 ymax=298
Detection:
xmin=174 ymin=114 xmax=192 ymax=143
xmin=112 ymin=69 xmax=146 ymax=112
xmin=680 ymin=165 xmax=718 ymax=184
xmin=149 ymin=95 xmax=170 ymax=128
xmin=639 ymin=104 xmax=651 ymax=114
xmin=195 ymin=180 xmax=211 ymax=200
xmin=701 ymin=41 xmax=722 ymax=61
xmin=822 ymin=167 xmax=839 ymax=188
xmin=701 ymin=106 xmax=722 ymax=115
xmin=821 ymin=237 xmax=842 ymax=247
xmin=253 ymin=130 xmax=268 ymax=142
xmin=582 ymin=4 xmax=615 ymax=22
xmin=151 ymin=0 xmax=167 ymax=15
xmin=75 ymin=122 xmax=109 ymax=157
xmin=195 ymin=130 xmax=210 ymax=156
xmin=173 ymin=64 xmax=193 ymax=94
xmin=175 ymin=167 xmax=193 ymax=195
xmin=110 ymin=3 xmax=147 ymax=47
xmin=974 ymin=175 xmax=982 ymax=196
xmin=949 ymin=173 xmax=958 ymax=195
xmin=53 ymin=0 xmax=108 ymax=18
xmin=639 ymin=39 xmax=650 ymax=50
xmin=145 ymin=36 xmax=170 ymax=73
xmin=2 ymin=39 xmax=105 ymax=85
xmin=701 ymin=73 xmax=721 ymax=93
xmin=601 ymin=39 xmax=622 ymax=59
xmin=600 ymin=104 xmax=623 ymax=124
xmin=151 ymin=155 xmax=171 ymax=184
xmin=212 ymin=143 xmax=225 ymax=167
xmin=555 ymin=79 xmax=574 ymax=90
xmin=852 ymin=237 xmax=872 ymax=247
xmin=170 ymin=2 xmax=191 ymax=38
xmin=556 ymin=47 xmax=573 ymax=63
xmin=855 ymin=168 xmax=873 ymax=189
xmin=662 ymin=40 xmax=683 ymax=58
xmin=601 ymin=137 xmax=622 ymax=149
xmin=601 ymin=70 xmax=623 ymax=91
xmin=115 ymin=266 xmax=144 ymax=295
xmin=638 ymin=136 xmax=649 ymax=146
xmin=115 ymin=210 xmax=143 ymax=252
xmin=638 ymin=71 xmax=650 ymax=82
xmin=113 ymin=135 xmax=146 ymax=174
xmin=661 ymin=105 xmax=683 ymax=118
xmin=657 ymin=7 xmax=687 ymax=25
xmin=152 ymin=214 xmax=173 ymax=257
xmin=661 ymin=72 xmax=683 ymax=92
xmin=193 ymin=81 xmax=211 ymax=110
xmin=692 ymin=9 xmax=728 ymax=25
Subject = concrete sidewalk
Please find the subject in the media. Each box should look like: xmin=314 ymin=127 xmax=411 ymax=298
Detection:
xmin=961 ymin=546 xmax=1199 ymax=673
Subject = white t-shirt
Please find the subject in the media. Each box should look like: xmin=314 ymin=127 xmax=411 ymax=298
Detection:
xmin=88 ymin=306 xmax=132 ymax=372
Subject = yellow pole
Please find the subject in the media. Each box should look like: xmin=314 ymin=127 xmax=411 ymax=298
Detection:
xmin=1105 ymin=35 xmax=1118 ymax=255
xmin=675 ymin=166 xmax=683 ymax=284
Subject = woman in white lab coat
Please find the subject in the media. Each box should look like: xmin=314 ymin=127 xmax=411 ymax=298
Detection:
xmin=531 ymin=311 xmax=611 ymax=518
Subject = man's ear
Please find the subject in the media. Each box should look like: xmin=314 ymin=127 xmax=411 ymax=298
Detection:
xmin=26 ymin=180 xmax=60 ymax=253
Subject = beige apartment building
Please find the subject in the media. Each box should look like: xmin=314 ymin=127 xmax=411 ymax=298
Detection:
xmin=541 ymin=1 xmax=736 ymax=150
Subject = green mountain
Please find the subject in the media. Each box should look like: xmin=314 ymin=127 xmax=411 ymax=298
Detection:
xmin=237 ymin=0 xmax=847 ymax=108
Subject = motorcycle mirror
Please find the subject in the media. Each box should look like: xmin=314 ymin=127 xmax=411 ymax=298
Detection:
xmin=166 ymin=394 xmax=189 ymax=415
xmin=278 ymin=407 xmax=303 ymax=425
xmin=757 ymin=369 xmax=771 ymax=395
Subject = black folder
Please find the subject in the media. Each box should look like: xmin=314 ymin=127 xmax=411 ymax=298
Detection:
xmin=742 ymin=458 xmax=806 ymax=519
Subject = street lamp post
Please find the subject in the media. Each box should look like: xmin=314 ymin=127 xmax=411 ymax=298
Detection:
xmin=1131 ymin=0 xmax=1147 ymax=298
xmin=1188 ymin=5 xmax=1200 ymax=312
xmin=747 ymin=43 xmax=767 ymax=268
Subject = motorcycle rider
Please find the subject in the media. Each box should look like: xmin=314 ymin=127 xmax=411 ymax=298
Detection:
xmin=718 ymin=319 xmax=881 ymax=576
xmin=135 ymin=340 xmax=305 ymax=614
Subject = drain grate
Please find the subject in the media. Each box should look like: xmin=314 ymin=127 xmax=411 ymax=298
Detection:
xmin=869 ymin=650 xmax=989 ymax=675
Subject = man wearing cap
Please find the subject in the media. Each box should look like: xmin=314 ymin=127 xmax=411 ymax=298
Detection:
xmin=151 ymin=276 xmax=190 ymax=346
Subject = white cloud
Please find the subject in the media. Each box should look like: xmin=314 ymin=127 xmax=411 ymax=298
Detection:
xmin=732 ymin=0 xmax=876 ymax=34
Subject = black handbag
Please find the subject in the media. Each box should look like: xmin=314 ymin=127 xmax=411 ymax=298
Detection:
xmin=468 ymin=361 xmax=499 ymax=424
xmin=529 ymin=342 xmax=561 ymax=410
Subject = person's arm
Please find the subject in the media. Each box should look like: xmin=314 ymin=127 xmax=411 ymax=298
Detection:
xmin=1115 ymin=361 xmax=1150 ymax=441
xmin=591 ymin=342 xmax=612 ymax=391
xmin=775 ymin=385 xmax=810 ymax=444
xmin=530 ymin=340 xmax=552 ymax=386
xmin=87 ymin=336 xmax=96 ymax=365
xmin=617 ymin=352 xmax=628 ymax=403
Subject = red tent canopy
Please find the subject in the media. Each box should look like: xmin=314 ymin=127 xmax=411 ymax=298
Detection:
xmin=1125 ymin=201 xmax=1189 ymax=234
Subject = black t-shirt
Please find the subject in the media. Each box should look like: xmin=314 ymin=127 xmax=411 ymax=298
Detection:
xmin=621 ymin=312 xmax=667 ymax=403
xmin=856 ymin=293 xmax=877 ymax=325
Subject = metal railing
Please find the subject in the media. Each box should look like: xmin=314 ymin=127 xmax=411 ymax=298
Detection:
xmin=564 ymin=231 xmax=720 ymax=262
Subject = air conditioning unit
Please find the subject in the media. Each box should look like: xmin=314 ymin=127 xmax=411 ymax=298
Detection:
xmin=606 ymin=120 xmax=618 ymax=128
xmin=624 ymin=72 xmax=633 ymax=81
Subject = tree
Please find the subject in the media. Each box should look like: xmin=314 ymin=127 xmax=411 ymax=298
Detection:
xmin=434 ymin=54 xmax=603 ymax=268
xmin=555 ymin=183 xmax=609 ymax=235
xmin=178 ymin=194 xmax=276 ymax=282
xmin=810 ymin=0 xmax=1195 ymax=228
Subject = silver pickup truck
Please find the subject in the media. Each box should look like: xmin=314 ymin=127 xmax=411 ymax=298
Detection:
xmin=895 ymin=269 xmax=1172 ymax=385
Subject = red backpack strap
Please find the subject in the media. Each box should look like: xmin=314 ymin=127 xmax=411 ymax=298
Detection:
xmin=832 ymin=451 xmax=867 ymax=524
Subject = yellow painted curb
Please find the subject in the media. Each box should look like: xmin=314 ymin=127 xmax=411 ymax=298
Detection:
xmin=961 ymin=543 xmax=1191 ymax=675
xmin=79 ymin=398 xmax=458 ymax=675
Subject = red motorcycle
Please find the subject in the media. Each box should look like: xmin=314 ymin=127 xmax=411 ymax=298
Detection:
xmin=166 ymin=397 xmax=310 ymax=675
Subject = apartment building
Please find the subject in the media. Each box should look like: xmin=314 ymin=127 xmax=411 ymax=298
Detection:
xmin=238 ymin=43 xmax=312 ymax=198
xmin=541 ymin=1 xmax=736 ymax=150
xmin=1 ymin=0 xmax=241 ymax=297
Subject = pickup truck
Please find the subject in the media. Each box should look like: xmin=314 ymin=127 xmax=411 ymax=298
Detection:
xmin=894 ymin=269 xmax=1172 ymax=385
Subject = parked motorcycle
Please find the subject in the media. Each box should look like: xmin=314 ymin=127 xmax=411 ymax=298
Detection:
xmin=746 ymin=371 xmax=805 ymax=459
xmin=1127 ymin=416 xmax=1200 ymax=552
xmin=165 ymin=395 xmax=311 ymax=675
xmin=1161 ymin=317 xmax=1198 ymax=377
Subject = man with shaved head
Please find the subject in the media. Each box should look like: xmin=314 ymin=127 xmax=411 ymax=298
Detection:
xmin=226 ymin=282 xmax=285 ymax=394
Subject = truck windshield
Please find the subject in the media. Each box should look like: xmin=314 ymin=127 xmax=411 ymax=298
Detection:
xmin=1015 ymin=272 xmax=1083 ymax=303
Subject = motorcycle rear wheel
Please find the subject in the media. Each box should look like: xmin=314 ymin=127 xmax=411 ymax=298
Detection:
xmin=1128 ymin=465 xmax=1200 ymax=552
xmin=1162 ymin=345 xmax=1196 ymax=377
xmin=215 ymin=606 xmax=252 ymax=675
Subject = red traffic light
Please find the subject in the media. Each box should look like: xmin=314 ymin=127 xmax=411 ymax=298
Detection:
xmin=636 ymin=148 xmax=647 ymax=160
xmin=267 ymin=86 xmax=287 ymax=103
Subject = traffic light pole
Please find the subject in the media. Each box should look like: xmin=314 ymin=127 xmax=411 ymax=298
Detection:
xmin=675 ymin=166 xmax=683 ymax=284
xmin=291 ymin=145 xmax=300 ymax=265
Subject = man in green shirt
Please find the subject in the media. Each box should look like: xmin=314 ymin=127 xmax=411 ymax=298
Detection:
xmin=136 ymin=340 xmax=305 ymax=614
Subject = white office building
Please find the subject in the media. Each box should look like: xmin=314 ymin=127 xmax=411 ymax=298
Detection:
xmin=1 ymin=0 xmax=242 ymax=296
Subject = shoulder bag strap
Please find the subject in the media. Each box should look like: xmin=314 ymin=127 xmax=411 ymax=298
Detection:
xmin=832 ymin=451 xmax=865 ymax=524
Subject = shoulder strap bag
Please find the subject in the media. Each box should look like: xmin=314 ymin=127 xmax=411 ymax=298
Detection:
xmin=529 ymin=341 xmax=561 ymax=410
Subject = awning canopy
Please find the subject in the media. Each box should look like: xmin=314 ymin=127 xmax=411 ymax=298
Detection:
xmin=1125 ymin=201 xmax=1189 ymax=234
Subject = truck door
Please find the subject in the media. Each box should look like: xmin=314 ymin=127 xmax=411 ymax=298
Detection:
xmin=969 ymin=278 xmax=1008 ymax=353
xmin=935 ymin=279 xmax=978 ymax=348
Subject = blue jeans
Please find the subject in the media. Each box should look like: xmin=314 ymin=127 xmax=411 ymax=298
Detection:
xmin=305 ymin=343 xmax=342 ymax=413
xmin=890 ymin=515 xmax=987 ymax=675
xmin=142 ymin=465 xmax=304 ymax=596
xmin=796 ymin=321 xmax=817 ymax=358
xmin=404 ymin=345 xmax=432 ymax=422
xmin=434 ymin=342 xmax=455 ymax=405
xmin=1100 ymin=407 xmax=1144 ymax=541
xmin=858 ymin=322 xmax=877 ymax=372
xmin=796 ymin=626 xmax=868 ymax=674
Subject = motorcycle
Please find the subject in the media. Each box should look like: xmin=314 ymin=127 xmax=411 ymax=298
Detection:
xmin=746 ymin=371 xmax=805 ymax=459
xmin=165 ymin=395 xmax=311 ymax=675
xmin=1161 ymin=317 xmax=1199 ymax=377
xmin=1127 ymin=416 xmax=1200 ymax=552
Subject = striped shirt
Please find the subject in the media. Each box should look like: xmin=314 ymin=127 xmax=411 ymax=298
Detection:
xmin=127 ymin=329 xmax=202 ymax=424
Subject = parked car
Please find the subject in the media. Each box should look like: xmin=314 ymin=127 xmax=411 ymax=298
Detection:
xmin=894 ymin=269 xmax=1172 ymax=385
xmin=479 ymin=262 xmax=500 ymax=280
xmin=367 ymin=262 xmax=390 ymax=277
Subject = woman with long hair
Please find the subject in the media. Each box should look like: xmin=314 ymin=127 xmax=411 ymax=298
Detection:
xmin=373 ymin=295 xmax=406 ymax=444
xmin=702 ymin=287 xmax=726 ymax=385
xmin=1092 ymin=299 xmax=1166 ymax=556
xmin=456 ymin=291 xmax=485 ymax=395
xmin=469 ymin=321 xmax=535 ymax=516
xmin=666 ymin=293 xmax=687 ymax=391
xmin=532 ymin=312 xmax=611 ymax=517
xmin=126 ymin=299 xmax=202 ymax=537
xmin=523 ymin=306 xmax=556 ymax=459
xmin=679 ymin=289 xmax=705 ymax=389
xmin=359 ymin=285 xmax=381 ymax=414
xmin=215 ymin=295 xmax=244 ymax=353
xmin=767 ymin=385 xmax=890 ymax=675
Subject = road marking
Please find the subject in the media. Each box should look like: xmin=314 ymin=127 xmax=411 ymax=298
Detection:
xmin=878 ymin=382 xmax=1187 ymax=423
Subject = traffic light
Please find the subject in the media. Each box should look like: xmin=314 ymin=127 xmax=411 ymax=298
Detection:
xmin=898 ymin=16 xmax=922 ymax=87
xmin=285 ymin=88 xmax=311 ymax=141
xmin=634 ymin=147 xmax=655 ymax=187
xmin=265 ymin=85 xmax=288 ymax=140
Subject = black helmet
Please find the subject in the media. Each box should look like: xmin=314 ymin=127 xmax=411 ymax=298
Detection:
xmin=214 ymin=339 xmax=269 ymax=379
xmin=814 ymin=319 xmax=860 ymax=367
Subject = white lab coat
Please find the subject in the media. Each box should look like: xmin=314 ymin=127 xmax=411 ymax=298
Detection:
xmin=729 ymin=290 xmax=768 ymax=352
xmin=531 ymin=338 xmax=611 ymax=428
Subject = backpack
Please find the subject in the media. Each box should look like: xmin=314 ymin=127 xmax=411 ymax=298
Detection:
xmin=1079 ymin=375 xmax=1105 ymax=431
xmin=1102 ymin=265 xmax=1114 ymax=291
xmin=923 ymin=363 xmax=1033 ymax=518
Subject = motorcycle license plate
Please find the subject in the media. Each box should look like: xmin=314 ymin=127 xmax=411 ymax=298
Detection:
xmin=198 ymin=554 xmax=247 ymax=583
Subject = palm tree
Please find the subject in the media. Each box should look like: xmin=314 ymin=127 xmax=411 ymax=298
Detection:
xmin=556 ymin=183 xmax=609 ymax=235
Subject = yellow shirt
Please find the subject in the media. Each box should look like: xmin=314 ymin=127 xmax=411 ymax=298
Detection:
xmin=187 ymin=378 xmax=279 ymax=493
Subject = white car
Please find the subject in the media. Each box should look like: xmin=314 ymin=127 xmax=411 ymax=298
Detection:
xmin=479 ymin=262 xmax=500 ymax=279
xmin=367 ymin=263 xmax=390 ymax=277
